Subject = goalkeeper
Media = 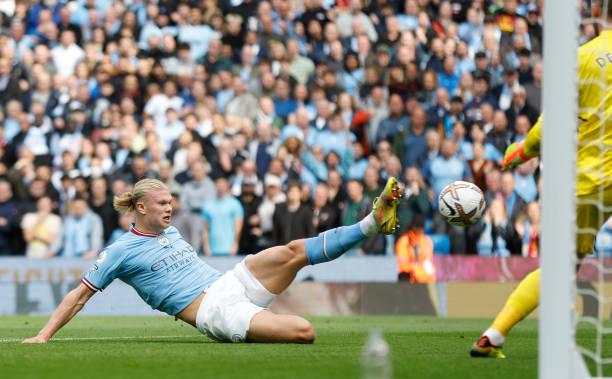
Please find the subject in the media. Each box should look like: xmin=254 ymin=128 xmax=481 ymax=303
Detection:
xmin=471 ymin=3 xmax=612 ymax=358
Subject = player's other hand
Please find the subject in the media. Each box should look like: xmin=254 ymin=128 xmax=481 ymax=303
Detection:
xmin=22 ymin=335 xmax=49 ymax=344
xmin=502 ymin=141 xmax=530 ymax=171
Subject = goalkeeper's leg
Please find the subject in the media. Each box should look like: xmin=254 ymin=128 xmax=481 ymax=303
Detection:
xmin=470 ymin=269 xmax=540 ymax=358
xmin=471 ymin=202 xmax=599 ymax=358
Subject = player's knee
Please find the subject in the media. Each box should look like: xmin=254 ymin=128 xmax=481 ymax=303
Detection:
xmin=285 ymin=240 xmax=305 ymax=265
xmin=294 ymin=319 xmax=315 ymax=344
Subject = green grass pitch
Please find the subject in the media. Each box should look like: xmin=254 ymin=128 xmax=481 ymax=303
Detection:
xmin=0 ymin=316 xmax=545 ymax=379
xmin=2 ymin=316 xmax=609 ymax=378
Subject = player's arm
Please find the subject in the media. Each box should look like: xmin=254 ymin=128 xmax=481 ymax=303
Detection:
xmin=502 ymin=115 xmax=542 ymax=171
xmin=231 ymin=217 xmax=243 ymax=255
xmin=230 ymin=201 xmax=244 ymax=255
xmin=22 ymin=283 xmax=95 ymax=343
xmin=502 ymin=43 xmax=590 ymax=172
xmin=202 ymin=220 xmax=211 ymax=256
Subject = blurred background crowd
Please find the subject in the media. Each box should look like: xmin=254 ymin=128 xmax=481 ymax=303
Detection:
xmin=0 ymin=0 xmax=610 ymax=266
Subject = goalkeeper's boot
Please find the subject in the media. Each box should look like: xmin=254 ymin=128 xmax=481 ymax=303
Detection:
xmin=372 ymin=177 xmax=402 ymax=235
xmin=470 ymin=335 xmax=506 ymax=358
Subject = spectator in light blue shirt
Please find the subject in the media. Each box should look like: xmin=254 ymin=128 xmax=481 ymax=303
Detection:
xmin=376 ymin=94 xmax=410 ymax=144
xmin=215 ymin=70 xmax=235 ymax=113
xmin=500 ymin=172 xmax=527 ymax=224
xmin=177 ymin=14 xmax=221 ymax=61
xmin=139 ymin=18 xmax=163 ymax=50
xmin=400 ymin=107 xmax=429 ymax=168
xmin=438 ymin=55 xmax=460 ymax=94
xmin=69 ymin=0 xmax=90 ymax=26
xmin=201 ymin=177 xmax=244 ymax=256
xmin=348 ymin=142 xmax=369 ymax=180
xmin=512 ymin=114 xmax=531 ymax=143
xmin=514 ymin=159 xmax=539 ymax=203
xmin=312 ymin=111 xmax=355 ymax=157
xmin=155 ymin=108 xmax=185 ymax=153
xmin=273 ymin=78 xmax=298 ymax=119
xmin=341 ymin=52 xmax=364 ymax=96
xmin=422 ymin=138 xmax=473 ymax=200
xmin=455 ymin=40 xmax=476 ymax=76
xmin=3 ymin=99 xmax=22 ymax=144
xmin=61 ymin=197 xmax=104 ymax=258
xmin=458 ymin=7 xmax=484 ymax=52
xmin=461 ymin=122 xmax=503 ymax=163
xmin=9 ymin=20 xmax=35 ymax=61
xmin=397 ymin=0 xmax=419 ymax=30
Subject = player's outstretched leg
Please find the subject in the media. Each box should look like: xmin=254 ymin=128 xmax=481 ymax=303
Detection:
xmin=244 ymin=177 xmax=401 ymax=343
xmin=303 ymin=176 xmax=402 ymax=264
xmin=245 ymin=176 xmax=401 ymax=293
xmin=470 ymin=268 xmax=540 ymax=358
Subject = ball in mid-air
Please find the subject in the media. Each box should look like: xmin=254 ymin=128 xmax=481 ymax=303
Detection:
xmin=438 ymin=181 xmax=486 ymax=226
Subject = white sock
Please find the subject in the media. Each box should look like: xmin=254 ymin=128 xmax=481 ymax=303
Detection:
xmin=483 ymin=328 xmax=505 ymax=347
xmin=359 ymin=214 xmax=379 ymax=237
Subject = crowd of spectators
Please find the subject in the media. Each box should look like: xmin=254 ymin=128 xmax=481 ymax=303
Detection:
xmin=0 ymin=0 xmax=602 ymax=259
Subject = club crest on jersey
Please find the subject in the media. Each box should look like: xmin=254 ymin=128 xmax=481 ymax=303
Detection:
xmin=158 ymin=236 xmax=170 ymax=246
xmin=96 ymin=250 xmax=107 ymax=264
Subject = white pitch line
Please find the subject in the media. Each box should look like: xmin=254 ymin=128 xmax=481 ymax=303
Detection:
xmin=0 ymin=335 xmax=201 ymax=343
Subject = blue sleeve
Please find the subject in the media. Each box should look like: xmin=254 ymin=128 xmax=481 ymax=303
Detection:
xmin=82 ymin=247 xmax=124 ymax=291
xmin=201 ymin=203 xmax=211 ymax=222
xmin=300 ymin=151 xmax=328 ymax=181
xmin=461 ymin=141 xmax=473 ymax=160
xmin=339 ymin=146 xmax=355 ymax=178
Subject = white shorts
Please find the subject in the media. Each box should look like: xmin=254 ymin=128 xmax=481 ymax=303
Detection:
xmin=195 ymin=259 xmax=276 ymax=343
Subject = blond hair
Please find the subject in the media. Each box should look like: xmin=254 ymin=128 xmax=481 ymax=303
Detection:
xmin=113 ymin=179 xmax=168 ymax=214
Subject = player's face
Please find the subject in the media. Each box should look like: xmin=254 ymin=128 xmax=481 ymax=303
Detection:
xmin=141 ymin=189 xmax=173 ymax=230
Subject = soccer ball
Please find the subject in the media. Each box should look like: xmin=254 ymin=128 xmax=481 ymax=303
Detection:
xmin=438 ymin=181 xmax=486 ymax=226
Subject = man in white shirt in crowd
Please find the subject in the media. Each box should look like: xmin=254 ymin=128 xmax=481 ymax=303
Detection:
xmin=257 ymin=174 xmax=286 ymax=249
xmin=51 ymin=29 xmax=85 ymax=78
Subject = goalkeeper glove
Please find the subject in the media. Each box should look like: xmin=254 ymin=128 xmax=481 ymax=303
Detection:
xmin=501 ymin=141 xmax=531 ymax=171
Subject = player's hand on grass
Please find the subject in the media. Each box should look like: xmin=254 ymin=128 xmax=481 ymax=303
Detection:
xmin=22 ymin=335 xmax=49 ymax=344
xmin=501 ymin=141 xmax=530 ymax=171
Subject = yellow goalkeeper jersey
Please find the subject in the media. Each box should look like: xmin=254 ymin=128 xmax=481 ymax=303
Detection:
xmin=524 ymin=30 xmax=612 ymax=196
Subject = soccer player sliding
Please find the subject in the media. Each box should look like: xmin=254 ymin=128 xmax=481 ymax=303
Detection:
xmin=471 ymin=2 xmax=612 ymax=358
xmin=23 ymin=177 xmax=401 ymax=344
